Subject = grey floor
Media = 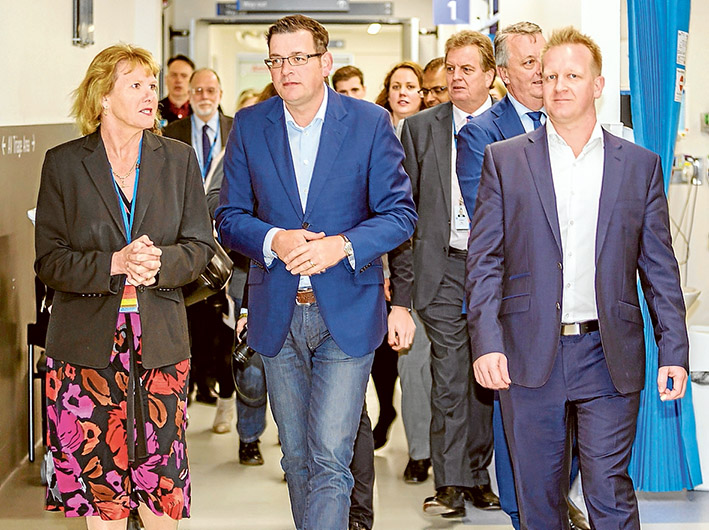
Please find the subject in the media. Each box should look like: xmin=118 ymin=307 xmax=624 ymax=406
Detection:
xmin=1 ymin=381 xmax=708 ymax=529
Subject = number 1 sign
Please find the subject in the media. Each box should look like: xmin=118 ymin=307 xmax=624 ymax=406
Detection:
xmin=433 ymin=0 xmax=470 ymax=25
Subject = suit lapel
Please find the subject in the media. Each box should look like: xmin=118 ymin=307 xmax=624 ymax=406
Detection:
xmin=433 ymin=103 xmax=453 ymax=217
xmin=131 ymin=131 xmax=164 ymax=237
xmin=495 ymin=97 xmax=526 ymax=139
xmin=595 ymin=130 xmax=624 ymax=262
xmin=265 ymin=100 xmax=303 ymax=218
xmin=524 ymin=127 xmax=562 ymax=253
xmin=304 ymin=90 xmax=347 ymax=219
xmin=82 ymin=131 xmax=127 ymax=239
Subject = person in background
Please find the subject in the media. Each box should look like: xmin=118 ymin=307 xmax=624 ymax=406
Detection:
xmin=466 ymin=27 xmax=688 ymax=530
xmin=159 ymin=54 xmax=195 ymax=125
xmin=35 ymin=43 xmax=214 ymax=529
xmin=489 ymin=76 xmax=507 ymax=100
xmin=420 ymin=57 xmax=449 ymax=108
xmin=456 ymin=21 xmax=589 ymax=530
xmin=396 ymin=29 xmax=500 ymax=518
xmin=236 ymin=88 xmax=260 ymax=110
xmin=375 ymin=61 xmax=425 ymax=131
xmin=216 ymin=14 xmax=417 ymax=529
xmin=332 ymin=65 xmax=367 ymax=99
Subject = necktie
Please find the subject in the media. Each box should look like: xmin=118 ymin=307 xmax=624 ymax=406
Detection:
xmin=202 ymin=124 xmax=213 ymax=175
xmin=526 ymin=111 xmax=544 ymax=130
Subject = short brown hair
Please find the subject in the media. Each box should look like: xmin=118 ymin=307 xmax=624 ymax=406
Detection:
xmin=494 ymin=22 xmax=543 ymax=68
xmin=71 ymin=43 xmax=161 ymax=136
xmin=444 ymin=30 xmax=496 ymax=88
xmin=332 ymin=65 xmax=364 ymax=89
xmin=266 ymin=14 xmax=329 ymax=54
xmin=543 ymin=26 xmax=602 ymax=76
xmin=374 ymin=62 xmax=425 ymax=113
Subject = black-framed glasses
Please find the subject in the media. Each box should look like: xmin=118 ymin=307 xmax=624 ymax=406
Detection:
xmin=418 ymin=86 xmax=448 ymax=96
xmin=264 ymin=53 xmax=324 ymax=69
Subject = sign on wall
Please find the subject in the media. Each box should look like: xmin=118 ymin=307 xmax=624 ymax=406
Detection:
xmin=433 ymin=0 xmax=470 ymax=25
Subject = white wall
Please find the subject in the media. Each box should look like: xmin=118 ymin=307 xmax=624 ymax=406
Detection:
xmin=0 ymin=0 xmax=162 ymax=127
xmin=672 ymin=1 xmax=709 ymax=325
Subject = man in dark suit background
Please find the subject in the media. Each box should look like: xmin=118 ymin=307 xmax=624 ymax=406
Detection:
xmin=466 ymin=27 xmax=688 ymax=529
xmin=216 ymin=15 xmax=416 ymax=530
xmin=457 ymin=22 xmax=588 ymax=530
xmin=163 ymin=68 xmax=235 ymax=411
xmin=397 ymin=30 xmax=499 ymax=517
xmin=159 ymin=54 xmax=195 ymax=125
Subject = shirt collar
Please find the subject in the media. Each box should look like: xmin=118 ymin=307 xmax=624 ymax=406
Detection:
xmin=546 ymin=118 xmax=604 ymax=154
xmin=192 ymin=111 xmax=220 ymax=132
xmin=283 ymin=84 xmax=329 ymax=130
xmin=452 ymin=96 xmax=492 ymax=131
xmin=507 ymin=92 xmax=545 ymax=121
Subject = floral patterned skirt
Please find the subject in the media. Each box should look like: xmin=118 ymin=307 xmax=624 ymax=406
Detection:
xmin=45 ymin=312 xmax=191 ymax=520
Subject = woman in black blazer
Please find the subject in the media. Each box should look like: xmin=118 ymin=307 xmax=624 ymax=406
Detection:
xmin=34 ymin=44 xmax=214 ymax=529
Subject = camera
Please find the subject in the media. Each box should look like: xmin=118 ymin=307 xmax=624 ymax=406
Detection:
xmin=231 ymin=326 xmax=256 ymax=371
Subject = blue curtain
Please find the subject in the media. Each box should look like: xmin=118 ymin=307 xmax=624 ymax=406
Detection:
xmin=626 ymin=0 xmax=702 ymax=491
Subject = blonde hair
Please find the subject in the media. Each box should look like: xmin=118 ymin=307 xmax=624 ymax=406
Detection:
xmin=72 ymin=43 xmax=161 ymax=136
xmin=543 ymin=26 xmax=602 ymax=76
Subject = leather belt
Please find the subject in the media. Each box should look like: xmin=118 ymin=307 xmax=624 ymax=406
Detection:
xmin=295 ymin=288 xmax=316 ymax=305
xmin=560 ymin=320 xmax=599 ymax=336
xmin=448 ymin=247 xmax=467 ymax=258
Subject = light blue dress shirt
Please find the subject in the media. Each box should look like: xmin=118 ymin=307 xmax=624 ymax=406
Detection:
xmin=507 ymin=92 xmax=546 ymax=133
xmin=191 ymin=112 xmax=222 ymax=175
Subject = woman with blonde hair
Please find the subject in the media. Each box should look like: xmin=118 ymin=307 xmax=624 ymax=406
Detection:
xmin=35 ymin=43 xmax=215 ymax=529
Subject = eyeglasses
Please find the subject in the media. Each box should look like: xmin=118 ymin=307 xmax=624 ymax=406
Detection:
xmin=190 ymin=86 xmax=219 ymax=96
xmin=264 ymin=53 xmax=324 ymax=69
xmin=418 ymin=86 xmax=448 ymax=96
xmin=419 ymin=86 xmax=448 ymax=97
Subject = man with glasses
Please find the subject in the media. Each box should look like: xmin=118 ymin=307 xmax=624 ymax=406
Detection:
xmin=419 ymin=57 xmax=449 ymax=108
xmin=163 ymin=68 xmax=234 ymax=415
xmin=216 ymin=14 xmax=416 ymax=530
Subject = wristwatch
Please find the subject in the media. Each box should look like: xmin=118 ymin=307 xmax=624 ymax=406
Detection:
xmin=339 ymin=234 xmax=354 ymax=257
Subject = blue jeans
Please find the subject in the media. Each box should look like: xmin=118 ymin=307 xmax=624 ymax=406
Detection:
xmin=262 ymin=302 xmax=374 ymax=530
xmin=235 ymin=352 xmax=267 ymax=443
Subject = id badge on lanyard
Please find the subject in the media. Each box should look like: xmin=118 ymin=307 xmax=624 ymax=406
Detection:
xmin=111 ymin=137 xmax=143 ymax=313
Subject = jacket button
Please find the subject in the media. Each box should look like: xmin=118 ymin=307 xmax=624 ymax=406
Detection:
xmin=302 ymin=222 xmax=310 ymax=229
xmin=557 ymin=262 xmax=563 ymax=270
xmin=556 ymin=302 xmax=561 ymax=310
xmin=137 ymin=285 xmax=146 ymax=293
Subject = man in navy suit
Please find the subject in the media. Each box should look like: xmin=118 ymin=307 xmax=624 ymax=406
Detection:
xmin=457 ymin=22 xmax=588 ymax=530
xmin=466 ymin=27 xmax=688 ymax=530
xmin=216 ymin=14 xmax=416 ymax=530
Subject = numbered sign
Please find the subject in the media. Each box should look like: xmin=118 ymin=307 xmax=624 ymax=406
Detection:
xmin=434 ymin=0 xmax=470 ymax=25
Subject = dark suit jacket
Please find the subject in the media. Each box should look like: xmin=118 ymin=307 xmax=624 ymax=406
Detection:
xmin=456 ymin=95 xmax=525 ymax=218
xmin=400 ymin=102 xmax=477 ymax=309
xmin=216 ymin=89 xmax=417 ymax=357
xmin=465 ymin=125 xmax=689 ymax=394
xmin=162 ymin=112 xmax=233 ymax=150
xmin=34 ymin=130 xmax=215 ymax=369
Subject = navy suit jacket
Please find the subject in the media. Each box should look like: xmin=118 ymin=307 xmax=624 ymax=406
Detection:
xmin=465 ymin=125 xmax=688 ymax=394
xmin=216 ymin=89 xmax=417 ymax=357
xmin=456 ymin=95 xmax=524 ymax=218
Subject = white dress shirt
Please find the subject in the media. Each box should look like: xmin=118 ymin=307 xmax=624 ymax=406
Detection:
xmin=450 ymin=98 xmax=492 ymax=250
xmin=191 ymin=112 xmax=222 ymax=177
xmin=547 ymin=120 xmax=605 ymax=323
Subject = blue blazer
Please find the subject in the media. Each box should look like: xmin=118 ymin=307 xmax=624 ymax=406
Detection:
xmin=216 ymin=89 xmax=417 ymax=357
xmin=456 ymin=95 xmax=525 ymax=219
xmin=465 ymin=125 xmax=688 ymax=394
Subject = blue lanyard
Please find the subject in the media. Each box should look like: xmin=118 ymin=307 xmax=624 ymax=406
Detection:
xmin=110 ymin=136 xmax=143 ymax=244
xmin=193 ymin=115 xmax=218 ymax=180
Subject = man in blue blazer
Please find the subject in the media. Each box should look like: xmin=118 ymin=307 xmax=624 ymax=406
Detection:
xmin=466 ymin=27 xmax=688 ymax=530
xmin=457 ymin=22 xmax=587 ymax=530
xmin=216 ymin=15 xmax=416 ymax=530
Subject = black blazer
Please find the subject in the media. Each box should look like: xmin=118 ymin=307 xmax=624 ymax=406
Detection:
xmin=162 ymin=112 xmax=233 ymax=148
xmin=34 ymin=130 xmax=215 ymax=369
